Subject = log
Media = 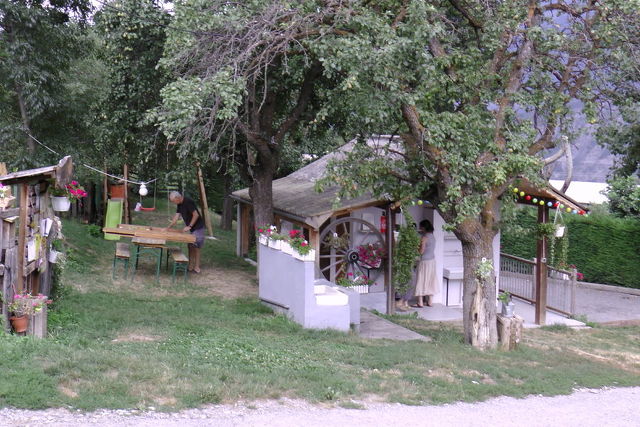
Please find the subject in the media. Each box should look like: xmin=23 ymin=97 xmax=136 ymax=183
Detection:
xmin=497 ymin=314 xmax=523 ymax=351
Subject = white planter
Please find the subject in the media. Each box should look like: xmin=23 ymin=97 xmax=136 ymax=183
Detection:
xmin=293 ymin=249 xmax=315 ymax=262
xmin=501 ymin=302 xmax=515 ymax=317
xmin=258 ymin=235 xmax=268 ymax=246
xmin=51 ymin=196 xmax=71 ymax=212
xmin=268 ymin=239 xmax=282 ymax=250
xmin=281 ymin=241 xmax=293 ymax=255
xmin=555 ymin=226 xmax=565 ymax=237
xmin=49 ymin=250 xmax=61 ymax=263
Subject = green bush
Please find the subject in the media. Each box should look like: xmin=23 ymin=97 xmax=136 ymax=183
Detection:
xmin=501 ymin=209 xmax=640 ymax=288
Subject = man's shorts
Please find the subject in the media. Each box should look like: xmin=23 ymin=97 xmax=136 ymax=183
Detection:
xmin=190 ymin=227 xmax=206 ymax=248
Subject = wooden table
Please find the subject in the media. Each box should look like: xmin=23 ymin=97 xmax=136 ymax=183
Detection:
xmin=103 ymin=224 xmax=195 ymax=282
xmin=103 ymin=224 xmax=196 ymax=244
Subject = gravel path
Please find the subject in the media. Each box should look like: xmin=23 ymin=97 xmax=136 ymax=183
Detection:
xmin=2 ymin=387 xmax=639 ymax=426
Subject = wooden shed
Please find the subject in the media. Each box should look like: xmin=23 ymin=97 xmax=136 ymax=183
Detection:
xmin=0 ymin=156 xmax=73 ymax=335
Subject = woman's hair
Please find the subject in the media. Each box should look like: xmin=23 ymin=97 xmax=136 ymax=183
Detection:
xmin=419 ymin=219 xmax=434 ymax=233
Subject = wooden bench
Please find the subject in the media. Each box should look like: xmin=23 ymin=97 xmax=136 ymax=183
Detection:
xmin=112 ymin=242 xmax=131 ymax=280
xmin=169 ymin=248 xmax=189 ymax=284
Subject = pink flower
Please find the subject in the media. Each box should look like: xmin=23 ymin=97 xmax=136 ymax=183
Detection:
xmin=301 ymin=242 xmax=308 ymax=246
xmin=71 ymin=180 xmax=78 ymax=186
xmin=347 ymin=272 xmax=353 ymax=276
xmin=289 ymin=230 xmax=301 ymax=238
xmin=258 ymin=228 xmax=264 ymax=233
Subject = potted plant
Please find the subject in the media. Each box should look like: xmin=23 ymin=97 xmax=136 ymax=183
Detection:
xmin=336 ymin=272 xmax=372 ymax=290
xmin=498 ymin=291 xmax=515 ymax=317
xmin=256 ymin=225 xmax=276 ymax=245
xmin=50 ymin=180 xmax=87 ymax=212
xmin=357 ymin=243 xmax=386 ymax=269
xmin=8 ymin=293 xmax=51 ymax=333
xmin=288 ymin=229 xmax=315 ymax=261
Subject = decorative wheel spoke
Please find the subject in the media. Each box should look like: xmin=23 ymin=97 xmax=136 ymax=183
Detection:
xmin=319 ymin=216 xmax=386 ymax=285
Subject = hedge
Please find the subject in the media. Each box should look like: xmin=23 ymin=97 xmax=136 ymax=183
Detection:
xmin=500 ymin=210 xmax=640 ymax=289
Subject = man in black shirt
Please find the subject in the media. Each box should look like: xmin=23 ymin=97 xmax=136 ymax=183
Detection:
xmin=166 ymin=191 xmax=206 ymax=273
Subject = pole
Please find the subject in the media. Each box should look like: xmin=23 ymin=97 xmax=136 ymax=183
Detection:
xmin=123 ymin=163 xmax=129 ymax=224
xmin=535 ymin=204 xmax=549 ymax=325
xmin=196 ymin=162 xmax=214 ymax=237
xmin=17 ymin=184 xmax=28 ymax=294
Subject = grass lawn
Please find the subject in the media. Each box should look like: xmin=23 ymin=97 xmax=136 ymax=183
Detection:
xmin=1 ymin=207 xmax=639 ymax=411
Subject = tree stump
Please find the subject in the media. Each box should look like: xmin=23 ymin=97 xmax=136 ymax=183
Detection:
xmin=497 ymin=314 xmax=523 ymax=351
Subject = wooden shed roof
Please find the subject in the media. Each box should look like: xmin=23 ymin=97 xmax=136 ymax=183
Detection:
xmin=231 ymin=135 xmax=588 ymax=227
xmin=231 ymin=137 xmax=393 ymax=228
xmin=0 ymin=156 xmax=73 ymax=186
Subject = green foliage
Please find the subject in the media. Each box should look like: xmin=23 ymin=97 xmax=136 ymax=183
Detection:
xmin=501 ymin=209 xmax=640 ymax=288
xmin=392 ymin=209 xmax=420 ymax=294
xmin=95 ymin=0 xmax=169 ymax=174
xmin=0 ymin=0 xmax=92 ymax=168
xmin=605 ymin=176 xmax=640 ymax=219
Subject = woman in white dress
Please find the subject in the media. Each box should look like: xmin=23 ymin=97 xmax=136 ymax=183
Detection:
xmin=413 ymin=219 xmax=438 ymax=307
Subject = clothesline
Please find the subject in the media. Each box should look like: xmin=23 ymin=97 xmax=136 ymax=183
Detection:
xmin=25 ymin=132 xmax=157 ymax=186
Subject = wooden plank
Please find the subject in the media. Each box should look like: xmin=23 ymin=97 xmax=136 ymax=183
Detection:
xmin=196 ymin=163 xmax=214 ymax=237
xmin=535 ymin=205 xmax=549 ymax=325
xmin=16 ymin=184 xmax=28 ymax=294
xmin=132 ymin=237 xmax=166 ymax=247
xmin=24 ymin=261 xmax=37 ymax=277
xmin=240 ymin=204 xmax=251 ymax=256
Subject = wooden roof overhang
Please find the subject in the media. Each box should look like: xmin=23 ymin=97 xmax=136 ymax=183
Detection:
xmin=0 ymin=156 xmax=73 ymax=187
xmin=513 ymin=179 xmax=589 ymax=214
xmin=230 ymin=176 xmax=390 ymax=230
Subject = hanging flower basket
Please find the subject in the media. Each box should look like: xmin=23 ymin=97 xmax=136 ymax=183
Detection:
xmin=555 ymin=226 xmax=566 ymax=238
xmin=51 ymin=196 xmax=71 ymax=212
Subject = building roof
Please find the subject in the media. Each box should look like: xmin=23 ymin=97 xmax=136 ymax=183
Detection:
xmin=232 ymin=136 xmax=588 ymax=227
xmin=0 ymin=156 xmax=73 ymax=186
xmin=231 ymin=138 xmax=392 ymax=228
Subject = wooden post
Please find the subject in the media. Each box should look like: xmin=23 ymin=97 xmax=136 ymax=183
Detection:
xmin=17 ymin=183 xmax=28 ymax=294
xmin=196 ymin=163 xmax=214 ymax=237
xmin=497 ymin=314 xmax=523 ymax=350
xmin=240 ymin=204 xmax=251 ymax=257
xmin=123 ymin=164 xmax=130 ymax=224
xmin=535 ymin=204 xmax=549 ymax=325
xmin=385 ymin=204 xmax=395 ymax=315
xmin=309 ymin=228 xmax=320 ymax=277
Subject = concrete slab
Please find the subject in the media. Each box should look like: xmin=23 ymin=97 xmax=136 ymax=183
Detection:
xmin=400 ymin=301 xmax=585 ymax=328
xmin=358 ymin=310 xmax=431 ymax=341
xmin=574 ymin=286 xmax=640 ymax=324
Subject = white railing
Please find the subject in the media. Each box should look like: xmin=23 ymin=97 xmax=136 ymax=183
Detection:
xmin=499 ymin=253 xmax=577 ymax=316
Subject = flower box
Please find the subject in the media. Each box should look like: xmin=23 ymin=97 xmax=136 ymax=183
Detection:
xmin=258 ymin=235 xmax=268 ymax=246
xmin=293 ymin=249 xmax=315 ymax=262
xmin=268 ymin=239 xmax=282 ymax=250
xmin=51 ymin=196 xmax=71 ymax=212
xmin=281 ymin=241 xmax=294 ymax=255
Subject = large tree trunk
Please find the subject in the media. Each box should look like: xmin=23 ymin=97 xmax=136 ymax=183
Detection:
xmin=248 ymin=167 xmax=274 ymax=228
xmin=457 ymin=219 xmax=499 ymax=350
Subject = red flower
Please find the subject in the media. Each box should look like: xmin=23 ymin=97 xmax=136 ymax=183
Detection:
xmin=289 ymin=230 xmax=301 ymax=238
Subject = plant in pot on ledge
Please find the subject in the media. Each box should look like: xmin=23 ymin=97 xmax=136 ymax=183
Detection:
xmin=498 ymin=291 xmax=515 ymax=317
xmin=50 ymin=180 xmax=87 ymax=212
xmin=8 ymin=293 xmax=51 ymax=333
xmin=288 ymin=229 xmax=315 ymax=261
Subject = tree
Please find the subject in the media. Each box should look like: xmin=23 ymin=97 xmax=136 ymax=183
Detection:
xmin=153 ymin=0 xmax=343 ymax=227
xmin=95 ymin=0 xmax=169 ymax=179
xmin=0 ymin=0 xmax=90 ymax=165
xmin=605 ymin=176 xmax=640 ymax=219
xmin=316 ymin=1 xmax=640 ymax=348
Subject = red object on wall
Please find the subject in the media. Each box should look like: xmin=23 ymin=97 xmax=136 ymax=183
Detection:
xmin=380 ymin=213 xmax=387 ymax=234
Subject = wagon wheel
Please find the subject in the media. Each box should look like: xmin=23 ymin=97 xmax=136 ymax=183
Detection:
xmin=318 ymin=217 xmax=387 ymax=284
